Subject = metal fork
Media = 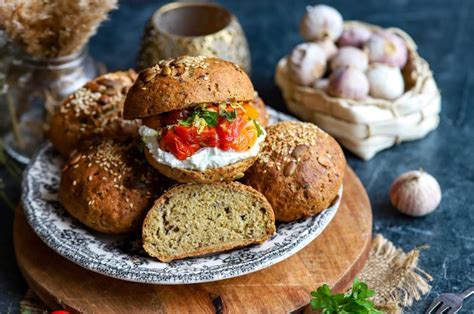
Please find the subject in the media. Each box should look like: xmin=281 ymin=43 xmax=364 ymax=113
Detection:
xmin=425 ymin=286 xmax=474 ymax=313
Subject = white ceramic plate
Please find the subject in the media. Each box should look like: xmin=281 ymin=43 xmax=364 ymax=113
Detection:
xmin=22 ymin=108 xmax=342 ymax=284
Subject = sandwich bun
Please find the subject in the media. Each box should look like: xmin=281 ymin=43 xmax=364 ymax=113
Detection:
xmin=123 ymin=56 xmax=254 ymax=119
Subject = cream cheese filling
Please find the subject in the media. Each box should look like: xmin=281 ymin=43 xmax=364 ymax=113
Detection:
xmin=139 ymin=124 xmax=266 ymax=171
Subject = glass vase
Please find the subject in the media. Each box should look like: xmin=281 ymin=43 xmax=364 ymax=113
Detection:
xmin=3 ymin=46 xmax=99 ymax=164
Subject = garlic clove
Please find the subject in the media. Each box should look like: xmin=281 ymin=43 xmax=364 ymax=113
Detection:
xmin=330 ymin=46 xmax=369 ymax=71
xmin=337 ymin=26 xmax=372 ymax=48
xmin=367 ymin=63 xmax=404 ymax=100
xmin=288 ymin=42 xmax=327 ymax=86
xmin=366 ymin=31 xmax=408 ymax=68
xmin=314 ymin=39 xmax=338 ymax=59
xmin=390 ymin=170 xmax=442 ymax=217
xmin=312 ymin=78 xmax=329 ymax=90
xmin=327 ymin=67 xmax=369 ymax=100
xmin=300 ymin=5 xmax=343 ymax=42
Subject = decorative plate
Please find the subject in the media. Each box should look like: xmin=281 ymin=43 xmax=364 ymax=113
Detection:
xmin=22 ymin=108 xmax=342 ymax=284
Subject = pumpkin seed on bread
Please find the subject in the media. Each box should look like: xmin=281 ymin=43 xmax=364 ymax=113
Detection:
xmin=142 ymin=182 xmax=276 ymax=262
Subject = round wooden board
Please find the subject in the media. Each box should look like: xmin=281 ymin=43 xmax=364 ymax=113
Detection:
xmin=14 ymin=166 xmax=372 ymax=313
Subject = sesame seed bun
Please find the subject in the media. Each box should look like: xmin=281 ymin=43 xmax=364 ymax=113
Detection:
xmin=123 ymin=56 xmax=255 ymax=119
xmin=59 ymin=139 xmax=170 ymax=234
xmin=144 ymin=148 xmax=256 ymax=184
xmin=244 ymin=121 xmax=346 ymax=222
xmin=48 ymin=70 xmax=139 ymax=157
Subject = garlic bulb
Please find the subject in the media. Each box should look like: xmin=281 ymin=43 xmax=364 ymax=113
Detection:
xmin=390 ymin=170 xmax=441 ymax=217
xmin=300 ymin=5 xmax=343 ymax=41
xmin=367 ymin=64 xmax=404 ymax=100
xmin=337 ymin=26 xmax=372 ymax=48
xmin=327 ymin=67 xmax=369 ymax=100
xmin=312 ymin=78 xmax=329 ymax=90
xmin=366 ymin=31 xmax=408 ymax=68
xmin=330 ymin=47 xmax=368 ymax=71
xmin=288 ymin=42 xmax=327 ymax=86
xmin=315 ymin=39 xmax=338 ymax=59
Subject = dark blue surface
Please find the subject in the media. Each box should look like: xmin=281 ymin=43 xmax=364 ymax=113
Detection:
xmin=1 ymin=0 xmax=474 ymax=312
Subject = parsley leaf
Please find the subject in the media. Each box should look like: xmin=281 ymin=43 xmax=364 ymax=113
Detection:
xmin=221 ymin=108 xmax=237 ymax=122
xmin=178 ymin=115 xmax=194 ymax=126
xmin=199 ymin=110 xmax=218 ymax=127
xmin=310 ymin=278 xmax=382 ymax=314
xmin=177 ymin=109 xmax=218 ymax=127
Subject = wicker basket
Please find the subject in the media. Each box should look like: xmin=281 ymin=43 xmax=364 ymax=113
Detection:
xmin=275 ymin=21 xmax=441 ymax=160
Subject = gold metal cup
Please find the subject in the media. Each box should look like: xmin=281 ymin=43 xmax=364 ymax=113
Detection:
xmin=138 ymin=2 xmax=251 ymax=73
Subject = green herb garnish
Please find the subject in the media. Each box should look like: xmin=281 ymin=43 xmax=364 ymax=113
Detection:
xmin=310 ymin=278 xmax=382 ymax=314
xmin=178 ymin=116 xmax=193 ymax=126
xmin=253 ymin=120 xmax=264 ymax=137
xmin=199 ymin=110 xmax=218 ymax=127
xmin=221 ymin=108 xmax=237 ymax=122
xmin=178 ymin=108 xmax=218 ymax=127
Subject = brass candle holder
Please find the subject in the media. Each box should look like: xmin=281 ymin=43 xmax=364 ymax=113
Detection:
xmin=139 ymin=2 xmax=251 ymax=74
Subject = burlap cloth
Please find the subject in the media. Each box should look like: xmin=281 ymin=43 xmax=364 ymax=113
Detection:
xmin=19 ymin=234 xmax=432 ymax=313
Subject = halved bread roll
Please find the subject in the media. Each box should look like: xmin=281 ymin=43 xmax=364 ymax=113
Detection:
xmin=142 ymin=182 xmax=276 ymax=262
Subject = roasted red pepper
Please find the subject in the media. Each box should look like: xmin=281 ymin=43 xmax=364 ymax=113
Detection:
xmin=154 ymin=103 xmax=260 ymax=160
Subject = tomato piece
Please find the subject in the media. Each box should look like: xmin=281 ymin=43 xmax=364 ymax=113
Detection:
xmin=243 ymin=103 xmax=259 ymax=120
xmin=197 ymin=127 xmax=219 ymax=147
xmin=159 ymin=128 xmax=199 ymax=160
xmin=174 ymin=125 xmax=218 ymax=147
xmin=217 ymin=116 xmax=242 ymax=151
xmin=231 ymin=120 xmax=258 ymax=151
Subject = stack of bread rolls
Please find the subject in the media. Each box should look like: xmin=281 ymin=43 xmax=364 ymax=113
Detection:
xmin=49 ymin=56 xmax=346 ymax=262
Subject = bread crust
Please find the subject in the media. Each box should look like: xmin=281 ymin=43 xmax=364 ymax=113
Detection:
xmin=142 ymin=182 xmax=276 ymax=262
xmin=59 ymin=139 xmax=169 ymax=234
xmin=144 ymin=148 xmax=256 ymax=184
xmin=123 ymin=56 xmax=255 ymax=119
xmin=244 ymin=121 xmax=346 ymax=222
xmin=48 ymin=70 xmax=139 ymax=157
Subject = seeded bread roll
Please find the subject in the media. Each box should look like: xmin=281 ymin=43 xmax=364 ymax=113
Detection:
xmin=144 ymin=149 xmax=256 ymax=184
xmin=48 ymin=70 xmax=139 ymax=157
xmin=59 ymin=139 xmax=169 ymax=234
xmin=142 ymin=182 xmax=276 ymax=262
xmin=123 ymin=56 xmax=255 ymax=119
xmin=244 ymin=121 xmax=346 ymax=222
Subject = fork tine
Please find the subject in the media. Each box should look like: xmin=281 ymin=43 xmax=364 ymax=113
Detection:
xmin=426 ymin=299 xmax=442 ymax=313
xmin=435 ymin=303 xmax=451 ymax=314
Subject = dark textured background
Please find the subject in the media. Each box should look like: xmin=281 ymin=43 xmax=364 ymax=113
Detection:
xmin=1 ymin=0 xmax=474 ymax=312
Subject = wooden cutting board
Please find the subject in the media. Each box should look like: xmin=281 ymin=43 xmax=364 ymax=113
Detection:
xmin=14 ymin=166 xmax=372 ymax=313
